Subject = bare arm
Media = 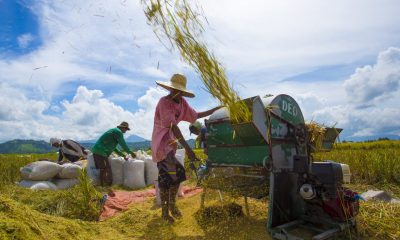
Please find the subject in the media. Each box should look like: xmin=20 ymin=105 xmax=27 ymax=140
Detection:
xmin=171 ymin=124 xmax=196 ymax=161
xmin=197 ymin=106 xmax=222 ymax=119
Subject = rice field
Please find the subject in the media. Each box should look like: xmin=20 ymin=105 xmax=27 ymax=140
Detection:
xmin=313 ymin=140 xmax=400 ymax=184
xmin=0 ymin=140 xmax=399 ymax=239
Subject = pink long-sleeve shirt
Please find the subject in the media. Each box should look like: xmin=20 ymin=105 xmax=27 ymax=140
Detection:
xmin=151 ymin=96 xmax=198 ymax=162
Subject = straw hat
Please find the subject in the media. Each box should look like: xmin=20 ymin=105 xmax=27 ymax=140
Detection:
xmin=156 ymin=74 xmax=195 ymax=98
xmin=117 ymin=121 xmax=130 ymax=130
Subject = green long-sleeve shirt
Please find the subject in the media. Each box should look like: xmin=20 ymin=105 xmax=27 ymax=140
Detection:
xmin=92 ymin=128 xmax=132 ymax=157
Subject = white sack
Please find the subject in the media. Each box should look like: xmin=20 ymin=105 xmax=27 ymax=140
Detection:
xmin=52 ymin=179 xmax=79 ymax=189
xmin=58 ymin=163 xmax=82 ymax=179
xmin=135 ymin=150 xmax=147 ymax=160
xmin=110 ymin=156 xmax=125 ymax=185
xmin=144 ymin=156 xmax=158 ymax=186
xmin=29 ymin=181 xmax=57 ymax=190
xmin=20 ymin=161 xmax=62 ymax=181
xmin=175 ymin=149 xmax=185 ymax=166
xmin=123 ymin=159 xmax=146 ymax=189
xmin=86 ymin=154 xmax=100 ymax=185
xmin=19 ymin=180 xmax=40 ymax=188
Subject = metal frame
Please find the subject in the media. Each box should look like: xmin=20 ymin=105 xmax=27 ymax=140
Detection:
xmin=271 ymin=215 xmax=356 ymax=240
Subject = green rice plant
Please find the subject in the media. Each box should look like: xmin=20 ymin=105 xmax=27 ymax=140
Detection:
xmin=335 ymin=140 xmax=400 ymax=150
xmin=74 ymin=169 xmax=102 ymax=220
xmin=142 ymin=0 xmax=251 ymax=123
xmin=1 ymin=171 xmax=102 ymax=221
xmin=313 ymin=141 xmax=400 ymax=184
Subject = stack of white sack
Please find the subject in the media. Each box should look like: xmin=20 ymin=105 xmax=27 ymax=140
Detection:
xmin=135 ymin=150 xmax=158 ymax=186
xmin=86 ymin=154 xmax=133 ymax=186
xmin=19 ymin=160 xmax=82 ymax=190
xmin=86 ymin=153 xmax=100 ymax=185
xmin=85 ymin=150 xmax=187 ymax=194
xmin=86 ymin=151 xmax=151 ymax=189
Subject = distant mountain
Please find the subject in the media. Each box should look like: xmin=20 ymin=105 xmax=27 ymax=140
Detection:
xmin=0 ymin=137 xmax=195 ymax=154
xmin=81 ymin=134 xmax=148 ymax=144
xmin=0 ymin=139 xmax=54 ymax=154
xmin=126 ymin=134 xmax=148 ymax=142
xmin=342 ymin=134 xmax=400 ymax=142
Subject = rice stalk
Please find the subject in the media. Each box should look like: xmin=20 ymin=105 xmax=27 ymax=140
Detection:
xmin=141 ymin=0 xmax=251 ymax=123
xmin=305 ymin=121 xmax=327 ymax=152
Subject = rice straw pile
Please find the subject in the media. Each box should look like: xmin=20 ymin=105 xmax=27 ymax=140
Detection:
xmin=357 ymin=201 xmax=400 ymax=239
xmin=141 ymin=0 xmax=251 ymax=123
xmin=305 ymin=121 xmax=327 ymax=152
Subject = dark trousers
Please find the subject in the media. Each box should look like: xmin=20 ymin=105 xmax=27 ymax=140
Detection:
xmin=157 ymin=151 xmax=185 ymax=219
xmin=93 ymin=153 xmax=112 ymax=186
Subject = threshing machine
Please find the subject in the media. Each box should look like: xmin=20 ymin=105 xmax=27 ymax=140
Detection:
xmin=203 ymin=94 xmax=359 ymax=240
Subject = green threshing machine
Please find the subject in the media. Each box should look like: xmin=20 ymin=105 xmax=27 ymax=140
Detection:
xmin=203 ymin=94 xmax=359 ymax=240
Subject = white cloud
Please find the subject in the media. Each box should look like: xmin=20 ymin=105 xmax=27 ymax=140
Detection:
xmin=1 ymin=1 xmax=400 ymax=141
xmin=0 ymin=0 xmax=182 ymax=101
xmin=17 ymin=33 xmax=34 ymax=48
xmin=0 ymin=83 xmax=49 ymax=121
xmin=203 ymin=0 xmax=400 ymax=74
xmin=0 ymin=85 xmax=199 ymax=143
xmin=344 ymin=47 xmax=400 ymax=106
xmin=307 ymin=47 xmax=400 ymax=138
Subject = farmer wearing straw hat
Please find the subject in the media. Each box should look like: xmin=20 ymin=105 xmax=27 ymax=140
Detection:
xmin=152 ymin=73 xmax=221 ymax=223
xmin=92 ymin=121 xmax=136 ymax=186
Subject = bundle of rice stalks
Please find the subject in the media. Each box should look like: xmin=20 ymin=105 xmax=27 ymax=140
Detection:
xmin=142 ymin=0 xmax=251 ymax=123
xmin=305 ymin=121 xmax=327 ymax=152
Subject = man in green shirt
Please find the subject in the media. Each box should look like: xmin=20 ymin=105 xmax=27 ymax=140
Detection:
xmin=92 ymin=121 xmax=136 ymax=186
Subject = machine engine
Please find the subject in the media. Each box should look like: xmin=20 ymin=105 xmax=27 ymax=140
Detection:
xmin=301 ymin=162 xmax=359 ymax=222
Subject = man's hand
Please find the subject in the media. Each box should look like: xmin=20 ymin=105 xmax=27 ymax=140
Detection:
xmin=124 ymin=155 xmax=130 ymax=161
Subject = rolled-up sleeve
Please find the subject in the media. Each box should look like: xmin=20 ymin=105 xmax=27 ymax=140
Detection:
xmin=181 ymin=98 xmax=198 ymax=123
xmin=115 ymin=131 xmax=132 ymax=154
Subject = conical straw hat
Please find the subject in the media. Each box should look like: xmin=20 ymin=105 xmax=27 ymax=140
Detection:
xmin=156 ymin=74 xmax=195 ymax=98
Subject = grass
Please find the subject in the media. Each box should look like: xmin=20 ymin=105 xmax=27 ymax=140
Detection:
xmin=1 ymin=140 xmax=400 ymax=239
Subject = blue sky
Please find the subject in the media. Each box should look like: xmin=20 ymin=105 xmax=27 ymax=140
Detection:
xmin=0 ymin=0 xmax=399 ymax=142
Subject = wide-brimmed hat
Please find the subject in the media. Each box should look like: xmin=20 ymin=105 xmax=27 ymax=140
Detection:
xmin=117 ymin=121 xmax=130 ymax=130
xmin=156 ymin=74 xmax=195 ymax=98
